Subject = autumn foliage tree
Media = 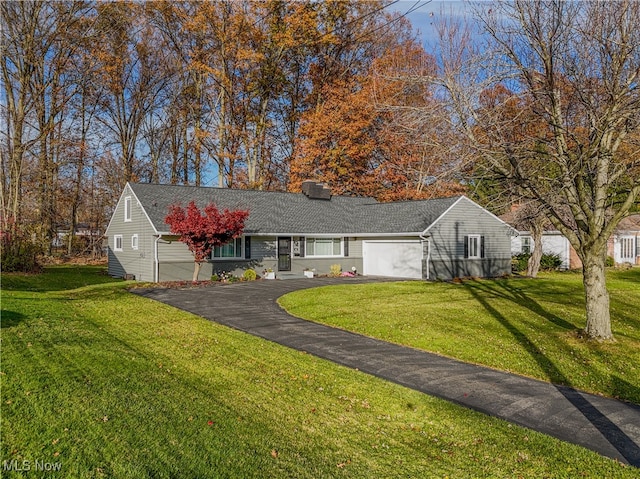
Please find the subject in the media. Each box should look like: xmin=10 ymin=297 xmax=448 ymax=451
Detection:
xmin=291 ymin=28 xmax=465 ymax=201
xmin=165 ymin=201 xmax=249 ymax=282
xmin=290 ymin=77 xmax=379 ymax=196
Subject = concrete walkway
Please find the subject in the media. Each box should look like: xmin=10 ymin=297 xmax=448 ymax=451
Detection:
xmin=132 ymin=277 xmax=640 ymax=467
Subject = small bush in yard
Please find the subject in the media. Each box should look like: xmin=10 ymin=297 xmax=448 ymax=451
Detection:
xmin=512 ymin=254 xmax=530 ymax=273
xmin=329 ymin=264 xmax=342 ymax=277
xmin=243 ymin=269 xmax=257 ymax=281
xmin=539 ymin=253 xmax=562 ymax=270
xmin=1 ymin=229 xmax=42 ymax=273
xmin=512 ymin=253 xmax=563 ymax=273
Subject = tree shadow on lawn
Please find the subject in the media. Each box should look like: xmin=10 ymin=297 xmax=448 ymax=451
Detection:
xmin=461 ymin=278 xmax=578 ymax=331
xmin=461 ymin=280 xmax=640 ymax=467
xmin=0 ymin=310 xmax=26 ymax=328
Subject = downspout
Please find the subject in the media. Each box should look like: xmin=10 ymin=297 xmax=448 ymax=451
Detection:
xmin=419 ymin=233 xmax=431 ymax=280
xmin=154 ymin=235 xmax=162 ymax=283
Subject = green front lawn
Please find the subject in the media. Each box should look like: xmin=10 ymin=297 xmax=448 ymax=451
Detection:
xmin=1 ymin=266 xmax=636 ymax=477
xmin=279 ymin=269 xmax=640 ymax=405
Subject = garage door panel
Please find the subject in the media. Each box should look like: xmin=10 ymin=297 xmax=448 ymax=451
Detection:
xmin=363 ymin=241 xmax=422 ymax=279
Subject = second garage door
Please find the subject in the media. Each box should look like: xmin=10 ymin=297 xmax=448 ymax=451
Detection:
xmin=362 ymin=240 xmax=423 ymax=279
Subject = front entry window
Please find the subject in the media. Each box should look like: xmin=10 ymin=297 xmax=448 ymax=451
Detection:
xmin=305 ymin=237 xmax=342 ymax=257
xmin=213 ymin=237 xmax=242 ymax=258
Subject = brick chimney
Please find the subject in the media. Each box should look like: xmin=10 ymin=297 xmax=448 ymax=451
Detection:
xmin=301 ymin=180 xmax=331 ymax=200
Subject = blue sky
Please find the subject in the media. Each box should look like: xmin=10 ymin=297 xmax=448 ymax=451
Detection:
xmin=389 ymin=0 xmax=486 ymax=51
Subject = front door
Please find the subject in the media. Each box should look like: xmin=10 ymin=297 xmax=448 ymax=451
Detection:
xmin=278 ymin=237 xmax=291 ymax=271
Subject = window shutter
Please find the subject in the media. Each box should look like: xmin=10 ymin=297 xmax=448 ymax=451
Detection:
xmin=480 ymin=236 xmax=485 ymax=258
xmin=299 ymin=237 xmax=305 ymax=257
xmin=344 ymin=237 xmax=349 ymax=257
xmin=244 ymin=236 xmax=251 ymax=259
xmin=464 ymin=236 xmax=469 ymax=258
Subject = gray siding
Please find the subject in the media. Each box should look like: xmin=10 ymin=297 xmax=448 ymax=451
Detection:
xmin=426 ymin=197 xmax=512 ymax=280
xmin=348 ymin=237 xmax=363 ymax=257
xmin=252 ymin=236 xmax=277 ymax=259
xmin=158 ymin=238 xmax=196 ymax=262
xmin=159 ymin=262 xmax=214 ymax=282
xmin=156 ymin=239 xmax=213 ymax=281
xmin=105 ymin=184 xmax=156 ymax=281
xmin=426 ymin=258 xmax=511 ymax=280
xmin=211 ymin=235 xmax=363 ymax=278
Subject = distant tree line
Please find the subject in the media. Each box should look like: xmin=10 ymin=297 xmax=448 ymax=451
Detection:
xmin=2 ymin=0 xmax=462 ymax=257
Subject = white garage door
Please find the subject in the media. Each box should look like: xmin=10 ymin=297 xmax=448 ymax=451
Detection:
xmin=363 ymin=241 xmax=423 ymax=279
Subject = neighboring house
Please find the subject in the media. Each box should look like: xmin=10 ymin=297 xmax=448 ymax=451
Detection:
xmin=608 ymin=214 xmax=640 ymax=265
xmin=509 ymin=231 xmax=573 ymax=270
xmin=500 ymin=210 xmax=573 ymax=270
xmin=52 ymin=223 xmax=103 ymax=249
xmin=51 ymin=223 xmax=104 ymax=256
xmin=504 ymin=212 xmax=640 ymax=269
xmin=105 ymin=182 xmax=516 ymax=282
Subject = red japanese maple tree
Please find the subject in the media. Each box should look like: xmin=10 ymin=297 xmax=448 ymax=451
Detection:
xmin=165 ymin=201 xmax=249 ymax=282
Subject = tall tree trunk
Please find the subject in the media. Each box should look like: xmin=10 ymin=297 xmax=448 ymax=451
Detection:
xmin=38 ymin=134 xmax=54 ymax=256
xmin=192 ymin=261 xmax=201 ymax=282
xmin=182 ymin=124 xmax=189 ymax=185
xmin=194 ymin=126 xmax=202 ymax=187
xmin=527 ymin=220 xmax=544 ymax=277
xmin=217 ymin=84 xmax=227 ymax=188
xmin=582 ymin=248 xmax=612 ymax=340
xmin=193 ymin=71 xmax=204 ymax=187
xmin=69 ymin=132 xmax=88 ymax=256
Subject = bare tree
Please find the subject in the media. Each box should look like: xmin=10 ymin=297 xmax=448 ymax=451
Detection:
xmin=92 ymin=2 xmax=169 ymax=187
xmin=1 ymin=0 xmax=90 ymax=249
xmin=434 ymin=0 xmax=640 ymax=340
xmin=1 ymin=1 xmax=45 ymax=233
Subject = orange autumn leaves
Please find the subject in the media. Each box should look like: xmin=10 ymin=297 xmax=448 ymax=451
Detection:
xmin=290 ymin=37 xmax=465 ymax=201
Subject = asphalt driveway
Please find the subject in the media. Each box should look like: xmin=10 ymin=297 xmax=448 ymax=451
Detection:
xmin=132 ymin=277 xmax=640 ymax=467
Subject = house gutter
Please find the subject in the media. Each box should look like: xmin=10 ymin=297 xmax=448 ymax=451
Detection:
xmin=154 ymin=235 xmax=162 ymax=283
xmin=419 ymin=232 xmax=431 ymax=280
xmin=252 ymin=232 xmax=423 ymax=238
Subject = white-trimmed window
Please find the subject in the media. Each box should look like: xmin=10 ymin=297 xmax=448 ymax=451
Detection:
xmin=213 ymin=237 xmax=242 ymax=259
xmin=131 ymin=234 xmax=139 ymax=250
xmin=465 ymin=235 xmax=484 ymax=259
xmin=305 ymin=237 xmax=342 ymax=257
xmin=522 ymin=237 xmax=531 ymax=254
xmin=124 ymin=196 xmax=132 ymax=222
xmin=114 ymin=235 xmax=123 ymax=252
xmin=620 ymin=237 xmax=635 ymax=261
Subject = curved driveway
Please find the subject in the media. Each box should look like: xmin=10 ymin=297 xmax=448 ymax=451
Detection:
xmin=132 ymin=277 xmax=640 ymax=467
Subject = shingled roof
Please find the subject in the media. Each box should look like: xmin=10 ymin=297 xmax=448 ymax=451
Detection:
xmin=128 ymin=183 xmax=462 ymax=236
xmin=616 ymin=214 xmax=640 ymax=232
